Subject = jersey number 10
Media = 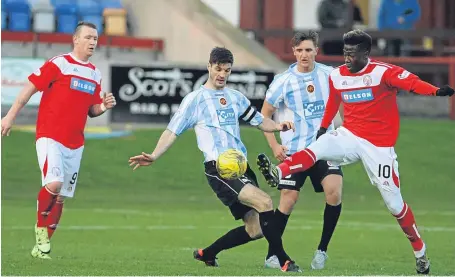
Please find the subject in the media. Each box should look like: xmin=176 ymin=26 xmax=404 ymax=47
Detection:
xmin=378 ymin=164 xmax=391 ymax=179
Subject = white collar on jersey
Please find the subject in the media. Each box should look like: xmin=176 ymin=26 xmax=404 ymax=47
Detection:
xmin=69 ymin=52 xmax=90 ymax=64
xmin=356 ymin=58 xmax=371 ymax=74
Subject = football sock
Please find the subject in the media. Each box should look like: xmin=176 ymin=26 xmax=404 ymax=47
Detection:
xmin=37 ymin=186 xmax=58 ymax=227
xmin=278 ymin=149 xmax=316 ymax=178
xmin=318 ymin=202 xmax=342 ymax=252
xmin=260 ymin=210 xmax=290 ymax=267
xmin=394 ymin=202 xmax=425 ymax=257
xmin=47 ymin=201 xmax=64 ymax=238
xmin=267 ymin=208 xmax=290 ymax=259
xmin=203 ymin=226 xmax=254 ymax=259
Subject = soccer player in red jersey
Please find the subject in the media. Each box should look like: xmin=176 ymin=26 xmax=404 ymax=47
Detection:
xmin=256 ymin=30 xmax=454 ymax=274
xmin=1 ymin=21 xmax=117 ymax=259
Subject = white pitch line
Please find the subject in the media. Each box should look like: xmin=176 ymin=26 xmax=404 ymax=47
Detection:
xmin=68 ymin=208 xmax=455 ymax=217
xmin=4 ymin=223 xmax=455 ymax=232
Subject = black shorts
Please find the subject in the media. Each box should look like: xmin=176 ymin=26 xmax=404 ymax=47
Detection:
xmin=204 ymin=160 xmax=259 ymax=220
xmin=278 ymin=160 xmax=343 ymax=192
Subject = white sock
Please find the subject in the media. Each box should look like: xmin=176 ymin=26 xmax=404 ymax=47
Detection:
xmin=414 ymin=243 xmax=426 ymax=258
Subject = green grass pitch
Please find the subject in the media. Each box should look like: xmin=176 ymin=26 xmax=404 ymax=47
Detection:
xmin=1 ymin=119 xmax=454 ymax=276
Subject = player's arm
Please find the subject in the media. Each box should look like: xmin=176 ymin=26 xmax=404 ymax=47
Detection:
xmin=129 ymin=93 xmax=197 ymax=170
xmin=261 ymin=102 xmax=280 ymax=146
xmin=88 ymin=104 xmax=105 ymax=117
xmin=1 ymin=60 xmax=58 ymax=136
xmin=128 ymin=129 xmax=177 ymax=170
xmin=261 ymin=75 xmax=286 ymax=141
xmin=89 ymin=76 xmax=116 ymax=117
xmin=238 ymin=93 xmax=294 ymax=133
xmin=318 ymin=77 xmax=341 ymax=137
xmin=88 ymin=92 xmax=116 ymax=117
xmin=1 ymin=81 xmax=38 ymax=136
xmin=4 ymin=82 xmax=38 ymax=121
xmin=258 ymin=117 xmax=294 ymax=132
xmin=385 ymin=66 xmax=454 ymax=96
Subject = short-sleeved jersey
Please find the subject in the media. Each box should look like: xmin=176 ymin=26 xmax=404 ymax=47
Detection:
xmin=167 ymin=86 xmax=264 ymax=162
xmin=321 ymin=59 xmax=438 ymax=147
xmin=265 ymin=62 xmax=335 ymax=154
xmin=28 ymin=53 xmax=103 ymax=149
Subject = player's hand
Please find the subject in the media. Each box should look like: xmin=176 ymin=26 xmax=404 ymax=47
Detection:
xmin=272 ymin=144 xmax=288 ymax=162
xmin=103 ymin=92 xmax=117 ymax=109
xmin=316 ymin=127 xmax=327 ymax=140
xmin=128 ymin=152 xmax=156 ymax=170
xmin=1 ymin=116 xmax=14 ymax=137
xmin=436 ymin=85 xmax=454 ymax=97
xmin=277 ymin=121 xmax=295 ymax=132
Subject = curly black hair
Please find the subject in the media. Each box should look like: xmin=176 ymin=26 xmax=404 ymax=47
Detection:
xmin=209 ymin=47 xmax=234 ymax=65
xmin=343 ymin=29 xmax=372 ymax=52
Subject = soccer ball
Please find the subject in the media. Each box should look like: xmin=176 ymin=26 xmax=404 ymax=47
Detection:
xmin=216 ymin=149 xmax=247 ymax=180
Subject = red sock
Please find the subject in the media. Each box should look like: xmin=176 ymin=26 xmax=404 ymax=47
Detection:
xmin=47 ymin=201 xmax=64 ymax=239
xmin=394 ymin=202 xmax=424 ymax=252
xmin=36 ymin=186 xmax=57 ymax=227
xmin=278 ymin=149 xmax=316 ymax=177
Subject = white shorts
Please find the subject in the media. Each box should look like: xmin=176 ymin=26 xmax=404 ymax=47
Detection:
xmin=36 ymin=138 xmax=84 ymax=198
xmin=308 ymin=127 xmax=404 ymax=214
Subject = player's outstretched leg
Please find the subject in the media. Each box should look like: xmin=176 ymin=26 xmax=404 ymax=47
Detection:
xmin=194 ymin=216 xmax=260 ymax=267
xmin=236 ymin=184 xmax=301 ymax=272
xmin=382 ymin=188 xmax=429 ymax=273
xmin=257 ymin=149 xmax=318 ymax=188
xmin=257 ymin=154 xmax=280 ymax=187
xmin=393 ymin=202 xmax=430 ymax=274
xmin=416 ymin=254 xmax=430 ymax=274
xmin=193 ymin=249 xmax=219 ymax=267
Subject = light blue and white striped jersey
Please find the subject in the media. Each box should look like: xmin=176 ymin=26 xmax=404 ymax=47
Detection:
xmin=265 ymin=62 xmax=335 ymax=155
xmin=167 ymin=86 xmax=264 ymax=162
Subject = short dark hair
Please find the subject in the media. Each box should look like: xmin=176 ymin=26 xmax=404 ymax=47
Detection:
xmin=343 ymin=29 xmax=372 ymax=52
xmin=209 ymin=47 xmax=234 ymax=65
xmin=74 ymin=21 xmax=97 ymax=35
xmin=291 ymin=31 xmax=319 ymax=47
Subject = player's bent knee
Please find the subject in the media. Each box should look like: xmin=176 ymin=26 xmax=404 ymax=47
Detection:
xmin=377 ymin=185 xmax=404 ymax=215
xmin=381 ymin=192 xmax=404 ymax=215
xmin=385 ymin=200 xmax=404 ymax=216
xmin=245 ymin=223 xmax=263 ymax=239
xmin=238 ymin=185 xmax=273 ymax=213
xmin=45 ymin=182 xmax=63 ymax=194
xmin=257 ymin=195 xmax=273 ymax=213
xmin=278 ymin=189 xmax=299 ymax=214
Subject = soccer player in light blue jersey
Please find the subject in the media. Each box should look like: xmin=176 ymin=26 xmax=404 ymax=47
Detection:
xmin=259 ymin=31 xmax=343 ymax=270
xmin=128 ymin=47 xmax=301 ymax=272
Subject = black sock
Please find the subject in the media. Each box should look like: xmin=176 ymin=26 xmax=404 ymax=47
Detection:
xmin=260 ymin=210 xmax=290 ymax=267
xmin=267 ymin=208 xmax=290 ymax=259
xmin=203 ymin=226 xmax=254 ymax=259
xmin=318 ymin=202 xmax=342 ymax=252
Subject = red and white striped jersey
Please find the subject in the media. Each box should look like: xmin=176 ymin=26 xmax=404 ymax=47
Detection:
xmin=29 ymin=53 xmax=103 ymax=149
xmin=321 ymin=59 xmax=438 ymax=147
